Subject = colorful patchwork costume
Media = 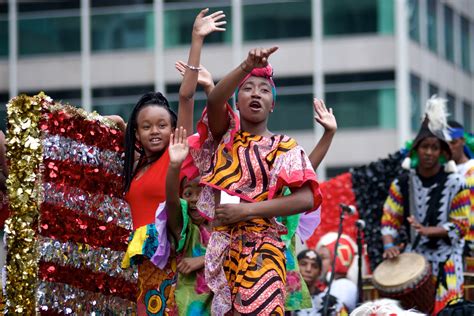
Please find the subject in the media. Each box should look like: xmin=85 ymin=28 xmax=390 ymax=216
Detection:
xmin=189 ymin=102 xmax=322 ymax=315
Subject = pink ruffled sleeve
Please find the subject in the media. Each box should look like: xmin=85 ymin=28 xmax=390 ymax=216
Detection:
xmin=268 ymin=145 xmax=322 ymax=213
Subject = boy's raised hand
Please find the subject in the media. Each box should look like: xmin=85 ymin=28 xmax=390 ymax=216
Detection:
xmin=193 ymin=8 xmax=226 ymax=38
xmin=169 ymin=127 xmax=189 ymax=167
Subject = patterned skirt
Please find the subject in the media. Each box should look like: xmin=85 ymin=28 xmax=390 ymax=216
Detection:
xmin=137 ymin=259 xmax=178 ymax=315
xmin=206 ymin=218 xmax=287 ymax=315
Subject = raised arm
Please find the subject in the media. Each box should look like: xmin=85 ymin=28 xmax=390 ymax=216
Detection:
xmin=206 ymin=46 xmax=278 ymax=141
xmin=308 ymin=99 xmax=337 ymax=169
xmin=177 ymin=8 xmax=226 ymax=134
xmin=166 ymin=127 xmax=189 ymax=240
xmin=176 ymin=62 xmax=215 ymax=98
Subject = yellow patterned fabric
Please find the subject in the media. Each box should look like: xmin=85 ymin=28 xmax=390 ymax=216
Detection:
xmin=462 ymin=161 xmax=474 ymax=256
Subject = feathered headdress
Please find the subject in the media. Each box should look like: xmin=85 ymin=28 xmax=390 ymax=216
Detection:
xmin=424 ymin=96 xmax=451 ymax=141
xmin=402 ymin=96 xmax=456 ymax=172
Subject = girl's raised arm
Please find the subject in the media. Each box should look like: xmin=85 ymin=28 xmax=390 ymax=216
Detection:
xmin=308 ymin=98 xmax=337 ymax=169
xmin=177 ymin=8 xmax=226 ymax=134
xmin=206 ymin=46 xmax=278 ymax=141
xmin=165 ymin=127 xmax=189 ymax=240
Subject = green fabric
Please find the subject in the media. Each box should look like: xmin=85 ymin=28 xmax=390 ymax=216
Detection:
xmin=276 ymin=188 xmax=312 ymax=311
xmin=176 ymin=198 xmax=190 ymax=253
xmin=277 ymin=187 xmax=300 ymax=242
xmin=284 ymin=236 xmax=312 ymax=311
xmin=175 ymin=200 xmax=211 ymax=315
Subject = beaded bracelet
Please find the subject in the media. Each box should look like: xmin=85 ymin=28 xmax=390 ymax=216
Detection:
xmin=185 ymin=64 xmax=201 ymax=71
xmin=383 ymin=242 xmax=395 ymax=250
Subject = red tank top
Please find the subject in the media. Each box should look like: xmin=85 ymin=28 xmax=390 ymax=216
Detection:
xmin=125 ymin=149 xmax=170 ymax=229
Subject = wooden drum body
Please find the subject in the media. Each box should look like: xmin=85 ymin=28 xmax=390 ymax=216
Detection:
xmin=372 ymin=253 xmax=435 ymax=314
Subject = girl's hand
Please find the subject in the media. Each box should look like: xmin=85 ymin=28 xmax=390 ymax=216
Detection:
xmin=193 ymin=8 xmax=226 ymax=38
xmin=241 ymin=47 xmax=279 ymax=72
xmin=175 ymin=61 xmax=214 ymax=89
xmin=177 ymin=256 xmax=204 ymax=274
xmin=169 ymin=127 xmax=189 ymax=167
xmin=313 ymin=98 xmax=337 ymax=134
xmin=215 ymin=203 xmax=251 ymax=225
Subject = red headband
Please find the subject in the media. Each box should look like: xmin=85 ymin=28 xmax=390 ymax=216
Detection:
xmin=236 ymin=64 xmax=276 ymax=107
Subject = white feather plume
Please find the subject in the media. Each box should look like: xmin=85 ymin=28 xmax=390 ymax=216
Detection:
xmin=424 ymin=96 xmax=451 ymax=141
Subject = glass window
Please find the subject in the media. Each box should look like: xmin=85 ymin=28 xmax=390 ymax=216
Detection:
xmin=325 ymin=72 xmax=395 ymax=129
xmin=410 ymin=74 xmax=421 ymax=131
xmin=463 ymin=102 xmax=472 ymax=131
xmin=92 ymin=85 xmax=155 ymax=122
xmin=268 ymin=94 xmax=313 ymax=131
xmin=19 ymin=15 xmax=81 ymax=55
xmin=461 ymin=16 xmax=471 ymax=73
xmin=447 ymin=93 xmax=456 ymax=118
xmin=427 ymin=0 xmax=437 ymax=53
xmin=92 ymin=10 xmax=154 ymax=51
xmin=444 ymin=5 xmax=454 ymax=63
xmin=325 ymin=88 xmax=396 ymax=129
xmin=0 ymin=19 xmax=7 ymax=57
xmin=92 ymin=0 xmax=153 ymax=8
xmin=0 ymin=3 xmax=7 ymax=15
xmin=243 ymin=0 xmax=311 ymax=40
xmin=408 ymin=0 xmax=419 ymax=42
xmin=428 ymin=83 xmax=438 ymax=98
xmin=326 ymin=71 xmax=394 ymax=84
xmin=19 ymin=1 xmax=79 ymax=12
xmin=324 ymin=0 xmax=394 ymax=36
xmin=164 ymin=6 xmax=232 ymax=48
xmin=93 ymin=103 xmax=133 ymax=122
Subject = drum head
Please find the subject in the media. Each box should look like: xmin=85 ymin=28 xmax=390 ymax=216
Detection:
xmin=373 ymin=253 xmax=428 ymax=291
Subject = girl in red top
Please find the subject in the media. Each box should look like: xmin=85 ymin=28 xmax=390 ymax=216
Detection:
xmin=120 ymin=8 xmax=226 ymax=315
xmin=122 ymin=92 xmax=178 ymax=315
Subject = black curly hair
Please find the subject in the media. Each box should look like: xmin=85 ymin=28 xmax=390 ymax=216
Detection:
xmin=123 ymin=92 xmax=177 ymax=193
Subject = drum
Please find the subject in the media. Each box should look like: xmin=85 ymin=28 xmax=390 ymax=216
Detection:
xmin=372 ymin=252 xmax=435 ymax=314
xmin=362 ymin=276 xmax=379 ymax=302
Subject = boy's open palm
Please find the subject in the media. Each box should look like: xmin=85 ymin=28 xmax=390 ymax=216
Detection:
xmin=169 ymin=127 xmax=189 ymax=166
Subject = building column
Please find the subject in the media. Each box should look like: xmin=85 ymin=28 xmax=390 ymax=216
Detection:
xmin=154 ymin=0 xmax=165 ymax=94
xmin=80 ymin=0 xmax=91 ymax=112
xmin=8 ymin=0 xmax=17 ymax=98
xmin=312 ymin=0 xmax=326 ymax=180
xmin=437 ymin=0 xmax=445 ymax=58
xmin=396 ymin=0 xmax=411 ymax=147
xmin=419 ymin=0 xmax=427 ymax=46
xmin=232 ymin=0 xmax=242 ymax=108
xmin=453 ymin=8 xmax=461 ymax=68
